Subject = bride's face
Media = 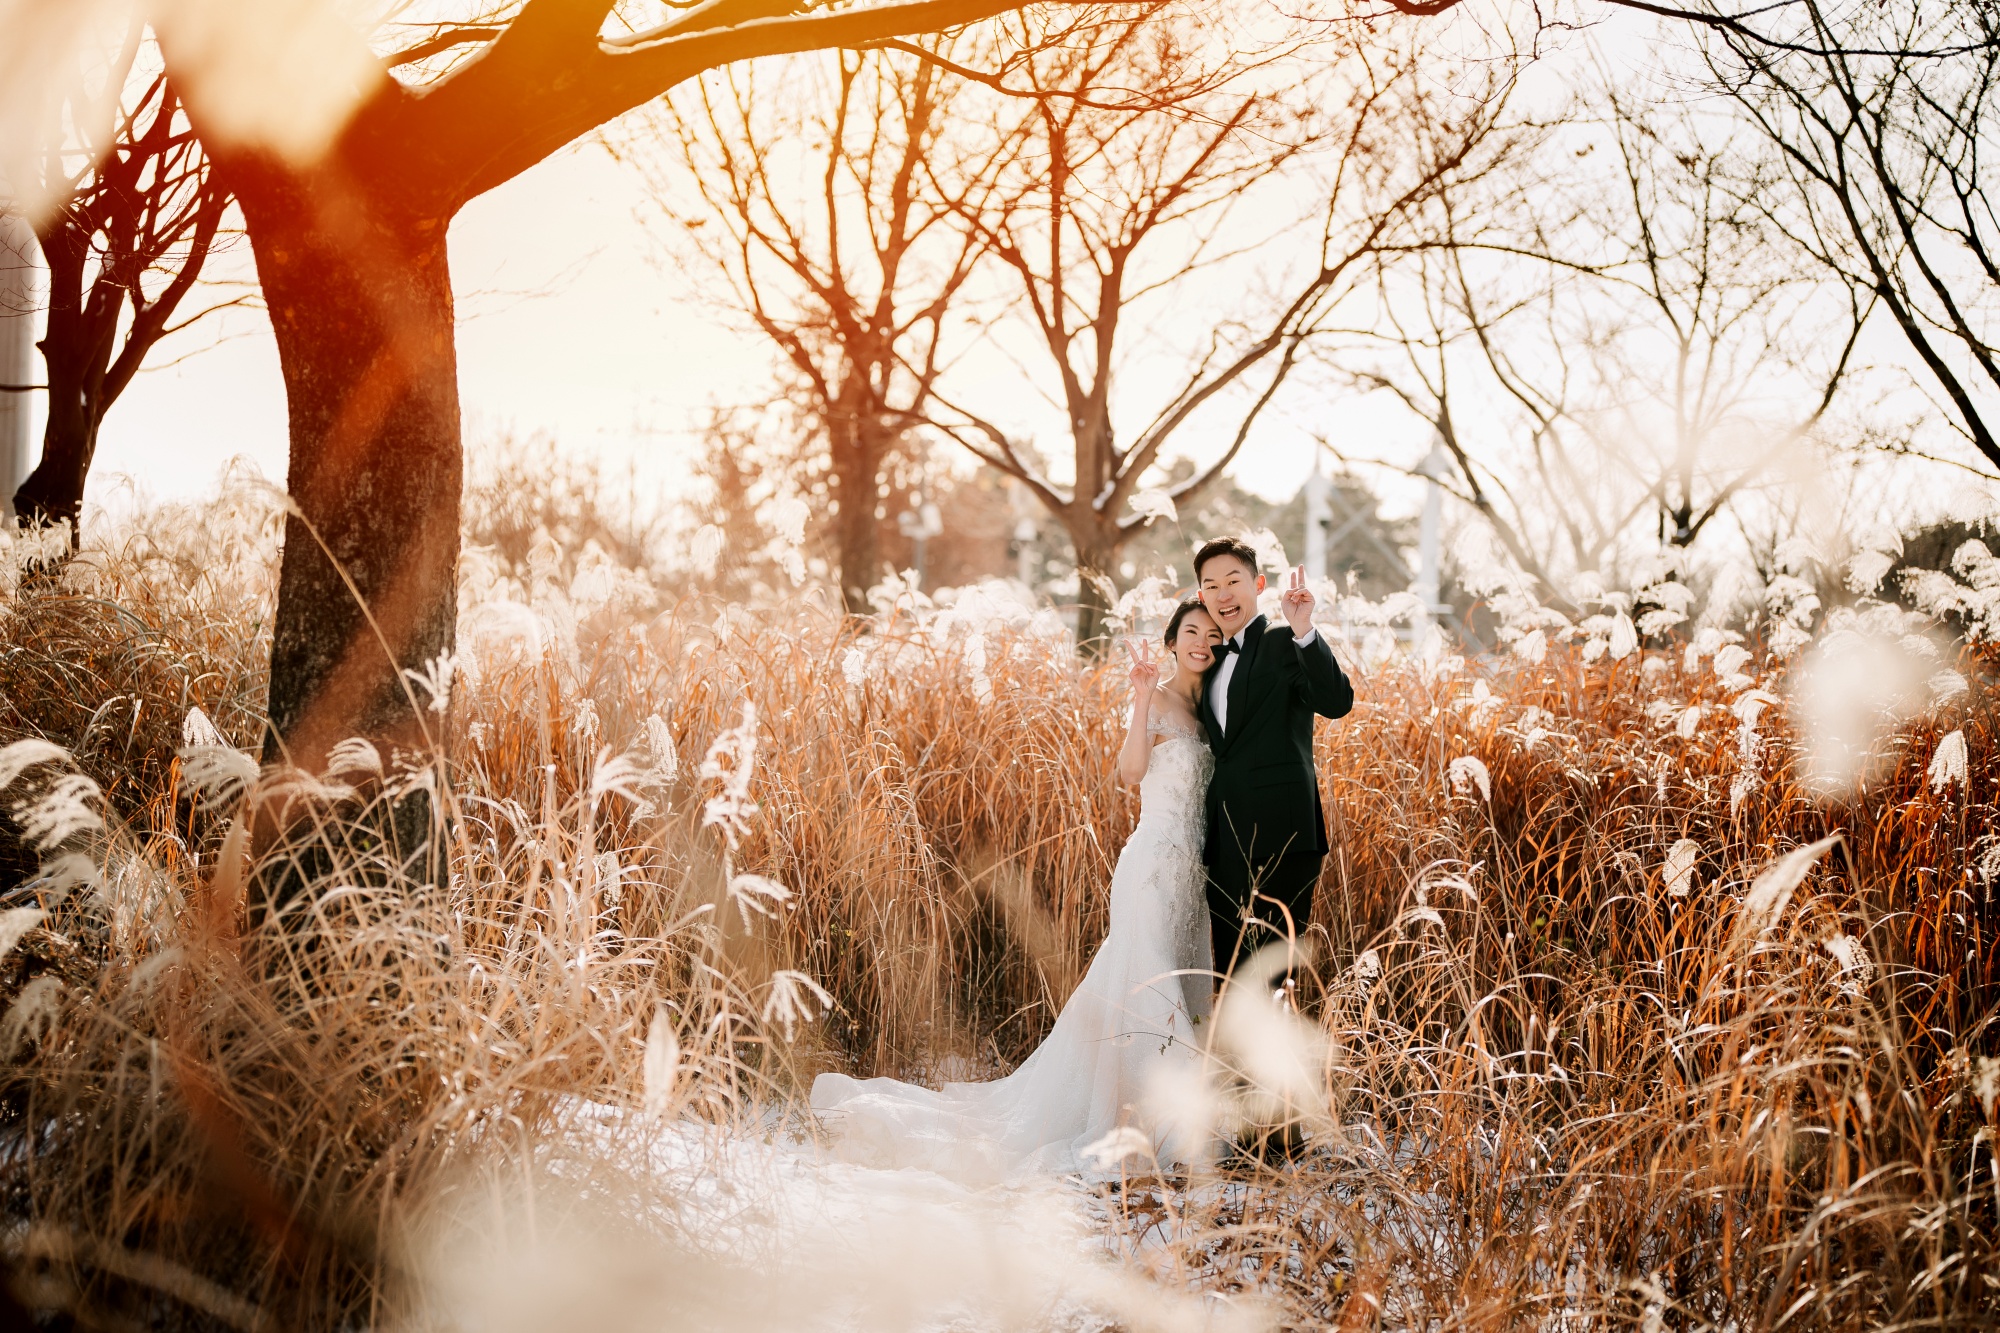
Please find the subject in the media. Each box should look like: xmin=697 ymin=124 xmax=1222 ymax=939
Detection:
xmin=1167 ymin=610 xmax=1224 ymax=676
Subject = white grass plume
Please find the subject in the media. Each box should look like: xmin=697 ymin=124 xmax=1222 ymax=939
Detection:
xmin=1447 ymin=756 xmax=1491 ymax=802
xmin=0 ymin=907 xmax=47 ymax=963
xmin=700 ymin=704 xmax=761 ymax=849
xmin=182 ymin=706 xmax=226 ymax=749
xmin=2 ymin=975 xmax=62 ymax=1059
xmin=1736 ymin=835 xmax=1842 ymax=946
xmin=1663 ymin=839 xmax=1700 ymax=897
xmin=178 ymin=745 xmax=259 ymax=812
xmin=642 ymin=1005 xmax=682 ymax=1118
xmin=760 ymin=969 xmax=833 ymax=1041
xmin=325 ymin=737 xmax=384 ymax=780
xmin=1929 ymin=730 xmax=1969 ymax=793
xmin=0 ymin=739 xmax=70 ymax=792
xmin=12 ymin=772 xmax=103 ymax=850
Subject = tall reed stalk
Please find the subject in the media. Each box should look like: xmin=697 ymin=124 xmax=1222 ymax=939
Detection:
xmin=0 ymin=485 xmax=1992 ymax=1329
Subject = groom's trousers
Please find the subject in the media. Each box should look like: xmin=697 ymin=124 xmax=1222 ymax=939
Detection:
xmin=1206 ymin=843 xmax=1322 ymax=985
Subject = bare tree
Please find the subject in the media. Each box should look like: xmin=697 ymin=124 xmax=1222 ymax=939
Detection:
xmin=38 ymin=0 xmax=1110 ymax=773
xmin=1346 ymin=0 xmax=2000 ymax=476
xmin=626 ymin=46 xmax=992 ymax=613
xmin=1342 ymin=78 xmax=1871 ymax=603
xmin=1360 ymin=0 xmax=2000 ymax=60
xmin=918 ymin=20 xmax=1518 ymax=645
xmin=6 ymin=40 xmax=232 ymax=535
xmin=1689 ymin=0 xmax=2000 ymax=473
xmin=1587 ymin=84 xmax=1872 ymax=548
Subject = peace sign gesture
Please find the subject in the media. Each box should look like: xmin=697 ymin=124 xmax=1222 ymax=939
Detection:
xmin=1125 ymin=637 xmax=1160 ymax=697
xmin=1280 ymin=564 xmax=1316 ymax=637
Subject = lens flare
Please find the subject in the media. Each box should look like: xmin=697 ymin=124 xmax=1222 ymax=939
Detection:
xmin=1786 ymin=629 xmax=1930 ymax=794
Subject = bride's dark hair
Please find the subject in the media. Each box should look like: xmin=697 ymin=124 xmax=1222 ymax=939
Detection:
xmin=1162 ymin=597 xmax=1212 ymax=654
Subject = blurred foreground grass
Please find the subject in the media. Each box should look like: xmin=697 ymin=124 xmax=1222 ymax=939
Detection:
xmin=0 ymin=484 xmax=1994 ymax=1330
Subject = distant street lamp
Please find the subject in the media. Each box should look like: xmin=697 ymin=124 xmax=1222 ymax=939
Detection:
xmin=1013 ymin=518 xmax=1039 ymax=587
xmin=1008 ymin=478 xmax=1041 ymax=590
xmin=1416 ymin=436 xmax=1453 ymax=628
xmin=1303 ymin=451 xmax=1331 ymax=583
xmin=898 ymin=494 xmax=943 ymax=589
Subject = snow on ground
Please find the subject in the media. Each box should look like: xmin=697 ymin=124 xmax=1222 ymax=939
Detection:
xmin=409 ymin=1100 xmax=1274 ymax=1333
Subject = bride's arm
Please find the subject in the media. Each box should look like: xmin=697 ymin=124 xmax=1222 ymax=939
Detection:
xmin=1117 ymin=643 xmax=1159 ymax=787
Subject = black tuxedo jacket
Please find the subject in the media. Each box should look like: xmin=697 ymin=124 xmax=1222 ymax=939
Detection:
xmin=1197 ymin=614 xmax=1354 ymax=866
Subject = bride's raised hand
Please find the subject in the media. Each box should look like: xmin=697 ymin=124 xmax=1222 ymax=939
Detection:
xmin=1117 ymin=640 xmax=1160 ymax=785
xmin=1125 ymin=638 xmax=1160 ymax=699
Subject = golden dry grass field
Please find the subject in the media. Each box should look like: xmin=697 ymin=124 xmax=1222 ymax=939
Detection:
xmin=0 ymin=484 xmax=1995 ymax=1331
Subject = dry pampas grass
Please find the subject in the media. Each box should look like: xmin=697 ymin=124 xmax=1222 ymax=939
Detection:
xmin=0 ymin=481 xmax=1993 ymax=1329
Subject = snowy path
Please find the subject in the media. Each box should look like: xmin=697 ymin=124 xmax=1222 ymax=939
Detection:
xmin=416 ymin=1101 xmax=1273 ymax=1333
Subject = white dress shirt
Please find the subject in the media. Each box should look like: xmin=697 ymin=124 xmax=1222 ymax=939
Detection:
xmin=1211 ymin=622 xmax=1317 ymax=732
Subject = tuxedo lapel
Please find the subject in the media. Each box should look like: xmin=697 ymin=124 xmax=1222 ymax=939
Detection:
xmin=1198 ymin=670 xmax=1224 ymax=749
xmin=1220 ymin=615 xmax=1266 ymax=756
xmin=1233 ymin=618 xmax=1299 ymax=739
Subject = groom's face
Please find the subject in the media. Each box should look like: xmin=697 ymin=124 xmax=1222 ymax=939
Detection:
xmin=1197 ymin=554 xmax=1263 ymax=638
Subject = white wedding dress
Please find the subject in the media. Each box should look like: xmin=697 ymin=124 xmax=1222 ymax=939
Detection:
xmin=809 ymin=714 xmax=1215 ymax=1181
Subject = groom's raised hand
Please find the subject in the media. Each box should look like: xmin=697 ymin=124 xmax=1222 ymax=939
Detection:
xmin=1281 ymin=565 xmax=1316 ymax=638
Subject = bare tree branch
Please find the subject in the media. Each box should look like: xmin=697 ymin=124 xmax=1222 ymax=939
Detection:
xmin=1365 ymin=0 xmax=2000 ymax=59
xmin=402 ymin=0 xmax=1098 ymax=212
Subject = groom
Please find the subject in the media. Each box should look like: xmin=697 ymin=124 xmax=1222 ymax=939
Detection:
xmin=1193 ymin=538 xmax=1354 ymax=991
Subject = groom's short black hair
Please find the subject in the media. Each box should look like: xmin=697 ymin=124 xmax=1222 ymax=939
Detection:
xmin=1193 ymin=536 xmax=1260 ymax=581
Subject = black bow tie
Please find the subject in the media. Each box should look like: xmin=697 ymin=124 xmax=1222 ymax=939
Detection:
xmin=1215 ymin=638 xmax=1241 ymax=659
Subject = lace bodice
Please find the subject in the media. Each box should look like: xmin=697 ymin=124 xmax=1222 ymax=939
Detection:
xmin=1135 ymin=720 xmax=1211 ymax=858
xmin=1145 ymin=709 xmax=1205 ymax=743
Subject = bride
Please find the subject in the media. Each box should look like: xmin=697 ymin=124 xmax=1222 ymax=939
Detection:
xmin=809 ymin=599 xmax=1224 ymax=1180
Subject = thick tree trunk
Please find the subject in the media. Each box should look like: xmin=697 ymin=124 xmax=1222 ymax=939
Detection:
xmin=1070 ymin=522 xmax=1120 ymax=657
xmin=231 ymin=163 xmax=461 ymax=774
xmin=13 ymin=377 xmax=99 ymax=537
xmin=829 ymin=404 xmax=887 ymax=615
xmin=13 ymin=219 xmax=105 ymax=538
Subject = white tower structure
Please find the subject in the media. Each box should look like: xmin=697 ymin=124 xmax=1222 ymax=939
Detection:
xmin=1415 ymin=436 xmax=1452 ymax=628
xmin=0 ymin=211 xmax=37 ymax=521
xmin=1008 ymin=478 xmax=1040 ymax=589
xmin=1302 ymin=449 xmax=1331 ymax=582
xmin=897 ymin=493 xmax=943 ymax=590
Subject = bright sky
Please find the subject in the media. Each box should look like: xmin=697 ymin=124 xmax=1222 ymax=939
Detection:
xmin=88 ymin=141 xmax=777 ymax=514
xmin=27 ymin=8 xmax=1979 ymax=556
xmin=80 ymin=135 xmax=1428 ymax=524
